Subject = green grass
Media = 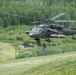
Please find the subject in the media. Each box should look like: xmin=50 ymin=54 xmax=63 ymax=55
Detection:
xmin=0 ymin=43 xmax=15 ymax=61
xmin=0 ymin=52 xmax=76 ymax=75
xmin=0 ymin=25 xmax=34 ymax=43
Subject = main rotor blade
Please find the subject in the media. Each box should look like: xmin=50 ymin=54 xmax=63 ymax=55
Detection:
xmin=5 ymin=13 xmax=25 ymax=17
xmin=54 ymin=20 xmax=76 ymax=22
xmin=30 ymin=21 xmax=42 ymax=24
xmin=49 ymin=29 xmax=61 ymax=34
xmin=50 ymin=13 xmax=66 ymax=21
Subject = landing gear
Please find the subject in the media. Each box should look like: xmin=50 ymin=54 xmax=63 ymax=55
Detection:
xmin=45 ymin=38 xmax=52 ymax=43
xmin=34 ymin=38 xmax=53 ymax=46
xmin=71 ymin=35 xmax=76 ymax=40
xmin=45 ymin=38 xmax=52 ymax=46
xmin=35 ymin=38 xmax=41 ymax=46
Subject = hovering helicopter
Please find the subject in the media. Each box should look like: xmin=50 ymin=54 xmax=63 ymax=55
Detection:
xmin=6 ymin=13 xmax=76 ymax=45
xmin=25 ymin=13 xmax=76 ymax=45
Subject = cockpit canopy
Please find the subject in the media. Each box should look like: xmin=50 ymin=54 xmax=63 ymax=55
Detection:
xmin=31 ymin=27 xmax=43 ymax=33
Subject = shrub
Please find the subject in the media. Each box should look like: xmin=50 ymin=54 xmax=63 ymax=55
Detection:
xmin=16 ymin=36 xmax=23 ymax=41
xmin=16 ymin=52 xmax=28 ymax=59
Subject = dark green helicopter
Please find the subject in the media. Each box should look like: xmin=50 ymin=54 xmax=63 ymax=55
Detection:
xmin=25 ymin=13 xmax=76 ymax=45
xmin=6 ymin=13 xmax=76 ymax=45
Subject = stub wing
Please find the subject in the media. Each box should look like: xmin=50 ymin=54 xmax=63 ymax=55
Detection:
xmin=50 ymin=34 xmax=66 ymax=38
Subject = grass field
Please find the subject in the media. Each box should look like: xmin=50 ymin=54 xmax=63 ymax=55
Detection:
xmin=0 ymin=43 xmax=15 ymax=61
xmin=0 ymin=51 xmax=76 ymax=75
xmin=0 ymin=25 xmax=76 ymax=75
xmin=0 ymin=25 xmax=76 ymax=58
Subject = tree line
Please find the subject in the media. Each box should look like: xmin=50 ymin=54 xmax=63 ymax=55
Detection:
xmin=0 ymin=0 xmax=76 ymax=28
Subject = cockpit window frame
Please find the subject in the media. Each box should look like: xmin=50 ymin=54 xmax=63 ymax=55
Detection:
xmin=31 ymin=27 xmax=43 ymax=33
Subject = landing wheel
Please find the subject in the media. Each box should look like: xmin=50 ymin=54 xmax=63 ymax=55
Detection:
xmin=35 ymin=38 xmax=41 ymax=46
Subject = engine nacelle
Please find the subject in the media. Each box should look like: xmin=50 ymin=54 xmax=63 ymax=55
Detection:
xmin=49 ymin=24 xmax=63 ymax=29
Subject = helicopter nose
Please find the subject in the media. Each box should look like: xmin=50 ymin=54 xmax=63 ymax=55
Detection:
xmin=29 ymin=32 xmax=33 ymax=37
xmin=29 ymin=32 xmax=39 ymax=37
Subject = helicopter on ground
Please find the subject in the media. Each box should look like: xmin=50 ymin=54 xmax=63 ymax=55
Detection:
xmin=25 ymin=13 xmax=76 ymax=45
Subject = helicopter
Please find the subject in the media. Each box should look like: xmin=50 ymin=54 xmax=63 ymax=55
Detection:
xmin=25 ymin=13 xmax=76 ymax=45
xmin=6 ymin=13 xmax=76 ymax=45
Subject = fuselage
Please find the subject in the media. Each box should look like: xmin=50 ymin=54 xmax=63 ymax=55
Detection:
xmin=60 ymin=28 xmax=76 ymax=35
xmin=27 ymin=24 xmax=76 ymax=39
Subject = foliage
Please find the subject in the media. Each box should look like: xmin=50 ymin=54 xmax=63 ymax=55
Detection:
xmin=0 ymin=25 xmax=76 ymax=58
xmin=0 ymin=0 xmax=76 ymax=27
xmin=0 ymin=25 xmax=32 ymax=43
xmin=31 ymin=40 xmax=76 ymax=57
